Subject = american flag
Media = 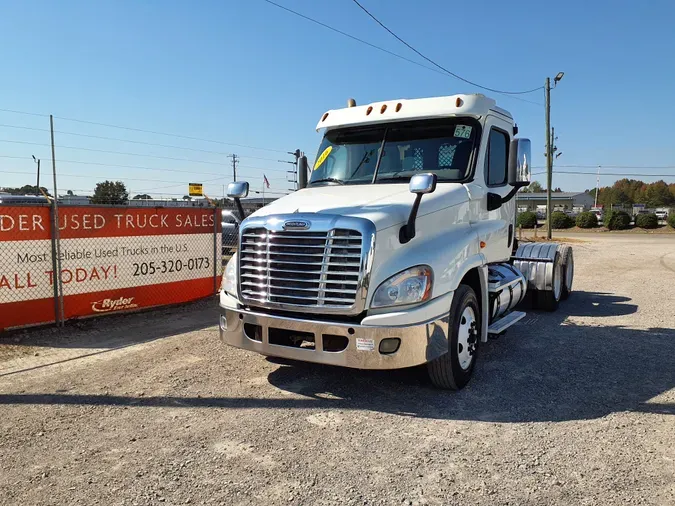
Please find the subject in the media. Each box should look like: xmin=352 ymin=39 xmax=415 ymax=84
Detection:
xmin=263 ymin=174 xmax=270 ymax=189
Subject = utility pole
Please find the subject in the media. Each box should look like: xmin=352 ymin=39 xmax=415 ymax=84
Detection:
xmin=545 ymin=77 xmax=552 ymax=240
xmin=229 ymin=154 xmax=239 ymax=182
xmin=545 ymin=72 xmax=564 ymax=240
xmin=50 ymin=115 xmax=65 ymax=326
xmin=594 ymin=167 xmax=600 ymax=208
xmin=281 ymin=149 xmax=301 ymax=191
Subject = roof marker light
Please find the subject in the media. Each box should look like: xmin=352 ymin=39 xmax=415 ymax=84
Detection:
xmin=380 ymin=104 xmax=387 ymax=114
xmin=455 ymin=97 xmax=463 ymax=107
xmin=321 ymin=112 xmax=329 ymax=122
xmin=395 ymin=103 xmax=402 ymax=112
xmin=366 ymin=106 xmax=373 ymax=115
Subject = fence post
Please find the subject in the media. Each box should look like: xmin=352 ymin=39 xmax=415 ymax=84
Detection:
xmin=213 ymin=206 xmax=219 ymax=294
xmin=49 ymin=204 xmax=61 ymax=326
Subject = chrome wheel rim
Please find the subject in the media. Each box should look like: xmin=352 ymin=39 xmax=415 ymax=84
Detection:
xmin=457 ymin=306 xmax=476 ymax=371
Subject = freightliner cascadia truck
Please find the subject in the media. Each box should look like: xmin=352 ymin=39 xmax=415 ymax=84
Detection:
xmin=219 ymin=93 xmax=574 ymax=390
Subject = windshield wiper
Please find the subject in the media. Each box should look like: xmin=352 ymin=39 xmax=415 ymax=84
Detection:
xmin=374 ymin=175 xmax=410 ymax=182
xmin=310 ymin=177 xmax=344 ymax=185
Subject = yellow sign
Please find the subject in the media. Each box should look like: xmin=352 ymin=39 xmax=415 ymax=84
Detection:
xmin=188 ymin=183 xmax=203 ymax=197
xmin=313 ymin=146 xmax=333 ymax=171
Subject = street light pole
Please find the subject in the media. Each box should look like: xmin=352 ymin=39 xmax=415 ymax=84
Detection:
xmin=32 ymin=155 xmax=40 ymax=194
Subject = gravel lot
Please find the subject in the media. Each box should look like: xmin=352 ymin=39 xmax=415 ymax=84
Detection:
xmin=1 ymin=234 xmax=673 ymax=506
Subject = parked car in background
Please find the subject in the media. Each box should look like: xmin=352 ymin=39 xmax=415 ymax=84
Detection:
xmin=655 ymin=210 xmax=668 ymax=221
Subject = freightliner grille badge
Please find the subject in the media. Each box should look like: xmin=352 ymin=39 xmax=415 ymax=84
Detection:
xmin=283 ymin=220 xmax=310 ymax=231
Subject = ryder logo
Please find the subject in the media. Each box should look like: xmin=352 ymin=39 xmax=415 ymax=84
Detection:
xmin=91 ymin=296 xmax=138 ymax=313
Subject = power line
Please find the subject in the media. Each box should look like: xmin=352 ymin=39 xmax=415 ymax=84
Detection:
xmin=0 ymin=140 xmax=294 ymax=173
xmin=547 ymin=164 xmax=675 ymax=170
xmin=0 ymin=155 xmax=290 ymax=177
xmin=0 ymin=107 xmax=290 ymax=154
xmin=0 ymin=123 xmax=288 ymax=162
xmin=350 ymin=0 xmax=543 ymax=96
xmin=532 ymin=170 xmax=675 ymax=177
xmin=261 ymin=0 xmax=542 ymax=106
xmin=0 ymin=168 xmax=230 ymax=186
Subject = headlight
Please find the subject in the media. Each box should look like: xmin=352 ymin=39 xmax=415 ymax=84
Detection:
xmin=371 ymin=265 xmax=433 ymax=308
xmin=220 ymin=253 xmax=238 ymax=295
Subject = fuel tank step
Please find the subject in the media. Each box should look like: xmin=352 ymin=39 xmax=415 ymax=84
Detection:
xmin=487 ymin=310 xmax=526 ymax=335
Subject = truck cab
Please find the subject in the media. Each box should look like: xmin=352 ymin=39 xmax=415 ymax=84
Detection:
xmin=219 ymin=94 xmax=574 ymax=390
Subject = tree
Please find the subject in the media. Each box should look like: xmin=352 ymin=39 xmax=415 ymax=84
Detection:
xmin=133 ymin=194 xmax=152 ymax=200
xmin=183 ymin=195 xmax=192 ymax=201
xmin=522 ymin=181 xmax=544 ymax=193
xmin=67 ymin=190 xmax=74 ymax=196
xmin=553 ymin=187 xmax=563 ymax=192
xmin=91 ymin=181 xmax=128 ymax=205
xmin=643 ymin=180 xmax=674 ymax=208
xmin=3 ymin=185 xmax=51 ymax=196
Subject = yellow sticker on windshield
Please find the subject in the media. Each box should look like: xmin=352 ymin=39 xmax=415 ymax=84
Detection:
xmin=314 ymin=146 xmax=332 ymax=171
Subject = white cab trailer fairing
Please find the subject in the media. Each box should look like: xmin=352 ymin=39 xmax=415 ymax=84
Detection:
xmin=219 ymin=93 xmax=573 ymax=390
xmin=316 ymin=94 xmax=511 ymax=132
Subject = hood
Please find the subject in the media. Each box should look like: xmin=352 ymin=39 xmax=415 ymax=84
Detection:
xmin=250 ymin=183 xmax=469 ymax=231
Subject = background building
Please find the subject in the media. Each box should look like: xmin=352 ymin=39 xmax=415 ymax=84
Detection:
xmin=516 ymin=192 xmax=595 ymax=214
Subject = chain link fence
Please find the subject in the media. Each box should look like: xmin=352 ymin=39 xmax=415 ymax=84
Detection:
xmin=0 ymin=201 xmax=224 ymax=332
xmin=0 ymin=203 xmax=60 ymax=329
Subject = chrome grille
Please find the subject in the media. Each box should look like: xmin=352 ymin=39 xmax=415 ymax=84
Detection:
xmin=239 ymin=227 xmax=363 ymax=308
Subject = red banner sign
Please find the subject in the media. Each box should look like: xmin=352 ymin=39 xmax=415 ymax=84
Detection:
xmin=0 ymin=206 xmax=222 ymax=330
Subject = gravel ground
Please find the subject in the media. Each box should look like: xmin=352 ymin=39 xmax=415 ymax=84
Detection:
xmin=0 ymin=234 xmax=673 ymax=506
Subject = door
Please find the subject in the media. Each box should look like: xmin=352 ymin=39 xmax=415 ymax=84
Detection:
xmin=475 ymin=120 xmax=514 ymax=263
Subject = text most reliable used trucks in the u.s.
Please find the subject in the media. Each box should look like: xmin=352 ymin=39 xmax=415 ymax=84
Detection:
xmin=219 ymin=93 xmax=574 ymax=390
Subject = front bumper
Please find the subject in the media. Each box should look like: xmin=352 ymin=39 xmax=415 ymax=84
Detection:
xmin=219 ymin=299 xmax=451 ymax=370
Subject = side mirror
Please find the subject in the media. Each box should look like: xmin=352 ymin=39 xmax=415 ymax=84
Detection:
xmin=508 ymin=138 xmax=531 ymax=188
xmin=227 ymin=181 xmax=249 ymax=198
xmin=227 ymin=181 xmax=249 ymax=221
xmin=401 ymin=173 xmax=437 ymax=244
xmin=409 ymin=173 xmax=437 ymax=195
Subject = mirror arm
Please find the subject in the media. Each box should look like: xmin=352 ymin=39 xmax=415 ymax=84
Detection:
xmin=501 ymin=185 xmax=521 ymax=204
xmin=234 ymin=198 xmax=246 ymax=221
xmin=399 ymin=193 xmax=423 ymax=244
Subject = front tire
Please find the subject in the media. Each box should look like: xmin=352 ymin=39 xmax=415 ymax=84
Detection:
xmin=427 ymin=285 xmax=480 ymax=390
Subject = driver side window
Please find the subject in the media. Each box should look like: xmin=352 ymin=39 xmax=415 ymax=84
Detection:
xmin=485 ymin=128 xmax=509 ymax=187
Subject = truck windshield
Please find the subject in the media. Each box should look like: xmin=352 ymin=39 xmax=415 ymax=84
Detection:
xmin=309 ymin=119 xmax=478 ymax=186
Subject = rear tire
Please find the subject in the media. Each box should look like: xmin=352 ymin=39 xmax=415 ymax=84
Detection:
xmin=559 ymin=245 xmax=574 ymax=300
xmin=535 ymin=252 xmax=563 ymax=312
xmin=427 ymin=285 xmax=480 ymax=390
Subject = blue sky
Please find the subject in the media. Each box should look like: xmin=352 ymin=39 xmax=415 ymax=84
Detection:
xmin=1 ymin=0 xmax=674 ymax=198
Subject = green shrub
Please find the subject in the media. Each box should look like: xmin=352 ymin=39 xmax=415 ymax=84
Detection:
xmin=550 ymin=211 xmax=574 ymax=229
xmin=576 ymin=211 xmax=598 ymax=228
xmin=635 ymin=213 xmax=658 ymax=229
xmin=668 ymin=212 xmax=675 ymax=229
xmin=604 ymin=210 xmax=631 ymax=230
xmin=517 ymin=211 xmax=538 ymax=229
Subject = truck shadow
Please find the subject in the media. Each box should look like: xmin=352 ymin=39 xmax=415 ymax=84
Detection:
xmin=266 ymin=290 xmax=675 ymax=422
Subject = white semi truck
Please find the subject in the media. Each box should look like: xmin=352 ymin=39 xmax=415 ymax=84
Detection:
xmin=219 ymin=93 xmax=574 ymax=390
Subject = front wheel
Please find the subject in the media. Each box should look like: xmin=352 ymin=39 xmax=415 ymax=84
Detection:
xmin=427 ymin=284 xmax=480 ymax=390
